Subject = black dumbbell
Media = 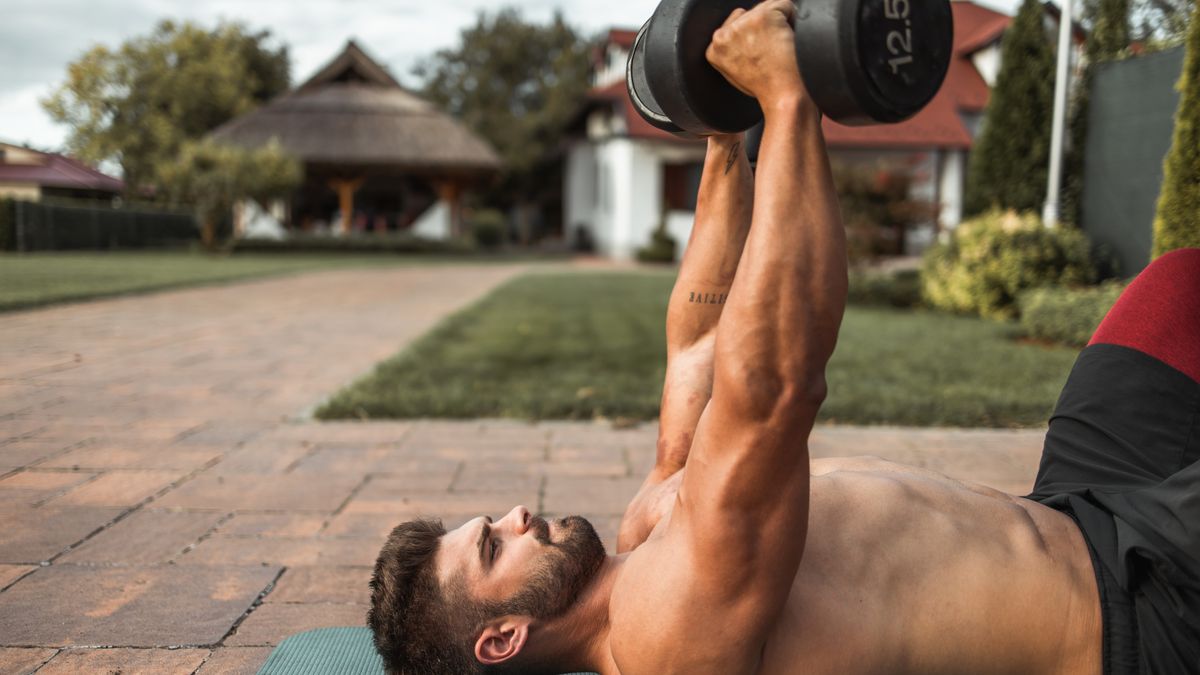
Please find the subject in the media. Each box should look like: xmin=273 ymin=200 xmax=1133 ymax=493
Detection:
xmin=626 ymin=0 xmax=954 ymax=136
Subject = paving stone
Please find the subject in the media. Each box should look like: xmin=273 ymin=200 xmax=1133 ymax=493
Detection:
xmin=0 ymin=471 xmax=96 ymax=507
xmin=452 ymin=461 xmax=544 ymax=493
xmin=0 ymin=441 xmax=75 ymax=470
xmin=323 ymin=512 xmax=418 ymax=539
xmin=0 ymin=648 xmax=57 ymax=674
xmin=60 ymin=510 xmax=226 ymax=565
xmin=0 ymin=418 xmax=49 ymax=441
xmin=52 ymin=470 xmax=183 ymax=507
xmin=40 ymin=443 xmax=222 ymax=471
xmin=0 ymin=565 xmax=279 ymax=647
xmin=0 ymin=505 xmax=123 ymax=563
xmin=154 ymin=474 xmax=361 ymax=511
xmin=542 ymin=476 xmax=643 ymax=515
xmin=209 ymin=442 xmax=315 ymax=476
xmin=0 ymin=564 xmax=36 ymax=589
xmin=36 ymin=648 xmax=208 ymax=674
xmin=226 ymin=603 xmax=370 ymax=646
xmin=175 ymin=421 xmax=275 ymax=447
xmin=288 ymin=445 xmax=391 ymax=473
xmin=260 ymin=422 xmax=412 ymax=445
xmin=178 ymin=536 xmax=378 ymax=567
xmin=342 ymin=486 xmax=539 ymax=518
xmin=195 ymin=647 xmax=273 ymax=674
xmin=218 ymin=513 xmax=327 ymax=538
xmin=267 ymin=566 xmax=373 ymax=605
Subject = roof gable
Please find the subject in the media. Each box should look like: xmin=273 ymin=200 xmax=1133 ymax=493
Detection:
xmin=296 ymin=40 xmax=402 ymax=93
xmin=0 ymin=142 xmax=123 ymax=192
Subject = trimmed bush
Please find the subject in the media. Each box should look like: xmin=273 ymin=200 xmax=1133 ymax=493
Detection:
xmin=921 ymin=211 xmax=1096 ymax=319
xmin=636 ymin=225 xmax=677 ymax=264
xmin=1019 ymin=281 xmax=1127 ymax=347
xmin=847 ymin=268 xmax=922 ymax=308
xmin=228 ymin=232 xmax=475 ymax=255
xmin=470 ymin=209 xmax=506 ymax=249
xmin=1152 ymin=1 xmax=1200 ymax=257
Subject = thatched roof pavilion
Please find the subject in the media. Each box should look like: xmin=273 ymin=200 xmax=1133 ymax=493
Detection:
xmin=210 ymin=40 xmax=499 ymax=237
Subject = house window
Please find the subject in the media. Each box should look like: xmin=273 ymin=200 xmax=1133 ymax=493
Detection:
xmin=662 ymin=162 xmax=703 ymax=211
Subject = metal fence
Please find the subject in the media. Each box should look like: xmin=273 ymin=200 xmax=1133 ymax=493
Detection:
xmin=1 ymin=198 xmax=198 ymax=252
xmin=1081 ymin=46 xmax=1185 ymax=276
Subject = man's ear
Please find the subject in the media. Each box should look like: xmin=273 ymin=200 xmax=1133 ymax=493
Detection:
xmin=474 ymin=617 xmax=531 ymax=666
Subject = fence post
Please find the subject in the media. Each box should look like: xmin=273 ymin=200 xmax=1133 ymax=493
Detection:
xmin=15 ymin=200 xmax=24 ymax=252
xmin=46 ymin=203 xmax=55 ymax=250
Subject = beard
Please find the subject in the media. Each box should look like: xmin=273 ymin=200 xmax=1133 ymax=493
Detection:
xmin=489 ymin=515 xmax=606 ymax=621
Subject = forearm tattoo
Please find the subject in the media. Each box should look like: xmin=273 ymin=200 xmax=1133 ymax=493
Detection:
xmin=724 ymin=142 xmax=741 ymax=175
xmin=689 ymin=291 xmax=727 ymax=305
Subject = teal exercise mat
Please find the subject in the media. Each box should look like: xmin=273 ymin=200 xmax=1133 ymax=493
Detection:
xmin=256 ymin=626 xmax=597 ymax=675
xmin=257 ymin=627 xmax=383 ymax=675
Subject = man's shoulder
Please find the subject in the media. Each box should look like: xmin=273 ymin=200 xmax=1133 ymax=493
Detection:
xmin=608 ymin=535 xmax=766 ymax=674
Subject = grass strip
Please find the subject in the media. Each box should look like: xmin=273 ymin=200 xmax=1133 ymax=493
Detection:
xmin=318 ymin=272 xmax=1080 ymax=427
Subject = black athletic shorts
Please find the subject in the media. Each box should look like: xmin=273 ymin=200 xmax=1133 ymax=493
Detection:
xmin=1027 ymin=343 xmax=1200 ymax=674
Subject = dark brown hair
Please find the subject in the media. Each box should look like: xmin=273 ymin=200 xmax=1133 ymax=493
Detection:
xmin=368 ymin=518 xmax=481 ymax=675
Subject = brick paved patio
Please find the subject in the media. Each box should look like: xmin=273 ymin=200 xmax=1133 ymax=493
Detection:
xmin=0 ymin=265 xmax=1048 ymax=674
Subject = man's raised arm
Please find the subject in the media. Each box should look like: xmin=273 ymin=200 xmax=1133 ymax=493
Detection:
xmin=617 ymin=134 xmax=753 ymax=553
xmin=670 ymin=0 xmax=847 ymax=639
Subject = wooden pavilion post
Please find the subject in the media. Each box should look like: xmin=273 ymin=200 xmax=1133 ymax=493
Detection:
xmin=328 ymin=177 xmax=365 ymax=235
xmin=436 ymin=180 xmax=464 ymax=238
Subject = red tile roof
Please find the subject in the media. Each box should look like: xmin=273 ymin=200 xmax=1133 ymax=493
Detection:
xmin=591 ymin=0 xmax=1011 ymax=150
xmin=0 ymin=148 xmax=123 ymax=193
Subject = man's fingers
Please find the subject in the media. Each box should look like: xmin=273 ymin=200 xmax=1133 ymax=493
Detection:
xmin=758 ymin=0 xmax=797 ymax=24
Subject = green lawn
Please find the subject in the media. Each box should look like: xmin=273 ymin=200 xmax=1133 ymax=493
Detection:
xmin=317 ymin=272 xmax=1081 ymax=427
xmin=0 ymin=252 xmax=462 ymax=312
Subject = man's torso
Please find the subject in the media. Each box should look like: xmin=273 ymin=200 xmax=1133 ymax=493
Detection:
xmin=610 ymin=456 xmax=1102 ymax=675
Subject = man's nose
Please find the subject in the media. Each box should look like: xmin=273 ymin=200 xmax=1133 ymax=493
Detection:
xmin=503 ymin=505 xmax=532 ymax=533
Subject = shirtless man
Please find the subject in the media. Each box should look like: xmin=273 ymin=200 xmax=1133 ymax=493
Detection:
xmin=368 ymin=2 xmax=1200 ymax=672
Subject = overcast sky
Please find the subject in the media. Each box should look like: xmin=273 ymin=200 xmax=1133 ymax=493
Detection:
xmin=1 ymin=0 xmax=1019 ymax=152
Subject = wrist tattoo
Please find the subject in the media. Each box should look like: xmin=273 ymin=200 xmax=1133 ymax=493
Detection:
xmin=723 ymin=142 xmax=741 ymax=175
xmin=688 ymin=291 xmax=727 ymax=305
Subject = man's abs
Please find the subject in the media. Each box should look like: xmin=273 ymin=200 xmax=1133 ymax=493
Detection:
xmin=625 ymin=457 xmax=1102 ymax=674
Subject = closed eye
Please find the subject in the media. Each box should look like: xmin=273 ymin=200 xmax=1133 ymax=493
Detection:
xmin=490 ymin=537 xmax=500 ymax=562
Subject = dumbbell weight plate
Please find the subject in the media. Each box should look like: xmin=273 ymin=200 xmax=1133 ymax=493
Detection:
xmin=627 ymin=19 xmax=692 ymax=137
xmin=642 ymin=0 xmax=762 ymax=136
xmin=796 ymin=0 xmax=953 ymax=125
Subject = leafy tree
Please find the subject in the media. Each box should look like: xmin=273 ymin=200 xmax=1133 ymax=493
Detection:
xmin=415 ymin=9 xmax=591 ymax=215
xmin=158 ymin=140 xmax=300 ymax=247
xmin=42 ymin=20 xmax=289 ymax=197
xmin=964 ymin=0 xmax=1056 ymax=216
xmin=1131 ymin=0 xmax=1194 ymax=48
xmin=1152 ymin=0 xmax=1200 ymax=256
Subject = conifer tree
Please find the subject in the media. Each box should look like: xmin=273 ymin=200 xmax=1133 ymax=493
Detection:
xmin=1152 ymin=1 xmax=1200 ymax=256
xmin=964 ymin=0 xmax=1057 ymax=216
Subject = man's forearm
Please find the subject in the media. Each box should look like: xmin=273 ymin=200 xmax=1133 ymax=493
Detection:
xmin=666 ymin=135 xmax=753 ymax=354
xmin=712 ymin=97 xmax=847 ymax=420
xmin=655 ymin=135 xmax=753 ymax=473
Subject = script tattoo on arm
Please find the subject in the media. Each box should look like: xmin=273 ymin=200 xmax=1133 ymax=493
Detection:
xmin=724 ymin=141 xmax=742 ymax=175
xmin=688 ymin=291 xmax=728 ymax=305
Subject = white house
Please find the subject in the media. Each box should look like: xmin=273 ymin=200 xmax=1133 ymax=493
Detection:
xmin=564 ymin=1 xmax=1084 ymax=260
